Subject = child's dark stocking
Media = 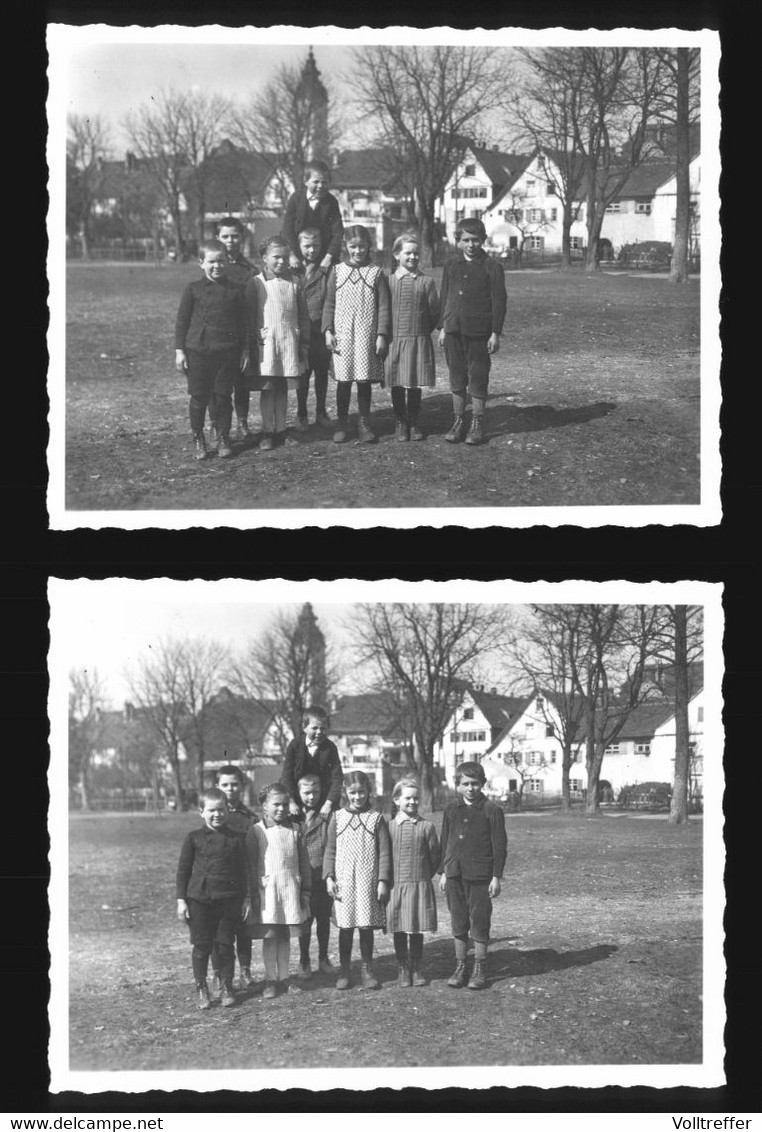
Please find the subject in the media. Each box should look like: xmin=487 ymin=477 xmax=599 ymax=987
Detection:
xmin=296 ymin=381 xmax=309 ymax=419
xmin=336 ymin=382 xmax=352 ymax=422
xmin=407 ymin=388 xmax=423 ymax=440
xmin=314 ymin=369 xmax=329 ymax=417
xmin=189 ymin=394 xmax=208 ymax=436
xmin=359 ymin=927 xmax=379 ymax=989
xmin=299 ymin=919 xmax=313 ymax=967
xmin=356 ymin=383 xmax=376 ymax=443
xmin=391 ymin=387 xmax=407 ymax=422
xmin=191 ymin=945 xmax=210 ymax=986
xmin=394 ymin=931 xmax=412 ymax=986
xmin=409 ymin=932 xmax=427 ymax=985
xmin=336 ymin=927 xmax=354 ymax=988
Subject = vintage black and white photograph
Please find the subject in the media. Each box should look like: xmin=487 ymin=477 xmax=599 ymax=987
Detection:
xmin=48 ymin=578 xmax=724 ymax=1092
xmin=47 ymin=25 xmax=720 ymax=529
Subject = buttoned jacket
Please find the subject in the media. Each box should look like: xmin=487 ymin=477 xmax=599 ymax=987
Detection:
xmin=437 ymin=251 xmax=507 ymax=337
xmin=439 ymin=794 xmax=507 ymax=882
xmin=174 ymin=276 xmax=248 ymax=353
xmin=282 ymin=189 xmax=344 ymax=263
xmin=175 ymin=824 xmax=247 ymax=902
xmin=282 ymin=736 xmax=344 ymax=809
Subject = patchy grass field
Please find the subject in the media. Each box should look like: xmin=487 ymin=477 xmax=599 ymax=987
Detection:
xmin=63 ymin=263 xmax=700 ymax=512
xmin=67 ymin=810 xmax=703 ymax=1072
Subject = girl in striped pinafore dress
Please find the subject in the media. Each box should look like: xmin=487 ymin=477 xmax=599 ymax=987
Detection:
xmin=323 ymin=771 xmax=392 ymax=990
xmin=245 ymin=237 xmax=311 ymax=451
xmin=245 ymin=782 xmax=311 ymax=998
xmin=387 ymin=777 xmax=441 ymax=987
xmin=321 ymin=225 xmax=392 ymax=445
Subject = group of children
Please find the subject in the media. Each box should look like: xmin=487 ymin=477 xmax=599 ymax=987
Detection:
xmin=174 ymin=159 xmax=508 ymax=460
xmin=176 ymin=705 xmax=508 ymax=1009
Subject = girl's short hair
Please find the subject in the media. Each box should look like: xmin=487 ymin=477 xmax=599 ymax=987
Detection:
xmin=303 ymin=705 xmax=329 ymax=726
xmin=343 ymin=770 xmax=373 ymax=797
xmin=199 ymin=786 xmax=227 ymax=808
xmin=391 ymin=230 xmax=421 ymax=256
xmin=391 ymin=776 xmax=420 ymax=800
xmin=455 ymin=218 xmax=487 ymax=242
xmin=454 ymin=761 xmax=486 ymax=786
xmin=259 ymin=235 xmax=290 ymax=257
xmin=258 ymin=781 xmax=290 ymax=805
xmin=199 ymin=238 xmax=226 ymax=259
xmin=343 ymin=225 xmax=372 ymax=248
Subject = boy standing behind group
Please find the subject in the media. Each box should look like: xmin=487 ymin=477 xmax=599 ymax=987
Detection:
xmin=283 ymin=159 xmax=344 ymax=270
xmin=295 ymin=227 xmax=333 ymax=430
xmin=216 ymin=217 xmax=260 ymax=443
xmin=282 ymin=706 xmax=343 ymax=819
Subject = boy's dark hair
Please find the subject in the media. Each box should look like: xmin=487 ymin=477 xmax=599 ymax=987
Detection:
xmin=199 ymin=238 xmax=226 ymax=259
xmin=455 ymin=217 xmax=487 ymax=242
xmin=303 ymin=705 xmax=329 ymax=726
xmin=297 ymin=773 xmax=321 ymax=788
xmin=215 ymin=764 xmax=244 ymax=784
xmin=258 ymin=781 xmax=291 ymax=805
xmin=260 ymin=234 xmax=290 ymax=257
xmin=199 ymin=786 xmax=228 ymax=808
xmin=304 ymin=159 xmax=332 ymax=180
xmin=298 ymin=226 xmax=321 ymax=242
xmin=216 ymin=216 xmax=243 ymax=233
xmin=454 ymin=761 xmax=486 ymax=786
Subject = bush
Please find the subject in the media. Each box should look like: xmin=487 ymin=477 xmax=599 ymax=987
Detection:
xmin=618 ymin=241 xmax=672 ymax=269
xmin=618 ymin=781 xmax=672 ymax=809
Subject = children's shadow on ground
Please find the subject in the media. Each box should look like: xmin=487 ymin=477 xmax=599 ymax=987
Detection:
xmin=488 ymin=942 xmax=618 ymax=981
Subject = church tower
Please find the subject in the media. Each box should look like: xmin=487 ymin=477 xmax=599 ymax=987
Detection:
xmin=294 ymin=601 xmax=327 ymax=708
xmin=296 ymin=47 xmax=329 ymax=164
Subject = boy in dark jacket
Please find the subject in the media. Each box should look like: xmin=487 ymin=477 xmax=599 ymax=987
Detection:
xmin=282 ymin=705 xmax=344 ymax=818
xmin=437 ymin=217 xmax=507 ymax=446
xmin=438 ymin=761 xmax=507 ymax=990
xmin=210 ymin=765 xmax=258 ymax=993
xmin=295 ymin=773 xmax=335 ymax=978
xmin=174 ymin=239 xmax=249 ymax=461
xmin=282 ymin=159 xmax=344 ymax=270
xmin=176 ymin=787 xmax=247 ymax=1010
xmin=216 ymin=217 xmax=260 ymax=443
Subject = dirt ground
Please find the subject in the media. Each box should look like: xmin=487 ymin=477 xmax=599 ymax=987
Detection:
xmin=67 ymin=810 xmax=703 ymax=1072
xmin=63 ymin=263 xmax=701 ymax=512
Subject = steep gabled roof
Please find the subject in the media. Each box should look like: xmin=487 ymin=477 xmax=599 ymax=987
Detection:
xmin=469 ymin=145 xmax=531 ymax=188
xmin=466 ymin=686 xmax=526 ymax=731
xmin=330 ymin=148 xmax=408 ymax=195
xmin=611 ymin=702 xmax=677 ymax=741
xmin=203 ymin=141 xmax=282 ymax=212
xmin=330 ymin=691 xmax=405 ymax=738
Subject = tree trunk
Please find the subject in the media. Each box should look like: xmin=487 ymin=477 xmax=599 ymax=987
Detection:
xmin=78 ymin=765 xmax=91 ymax=811
xmin=669 ymin=605 xmax=691 ymax=823
xmin=670 ymin=48 xmax=691 ymax=284
xmin=80 ymin=222 xmax=90 ymax=262
xmin=585 ymin=734 xmax=604 ymax=815
xmin=585 ymin=204 xmax=603 ymax=273
xmin=561 ymin=205 xmax=574 ymax=267
xmin=419 ymin=207 xmax=436 ymax=268
xmin=415 ymin=737 xmax=436 ymax=812
xmin=170 ymin=748 xmax=185 ymax=811
xmin=560 ymin=742 xmax=574 ymax=810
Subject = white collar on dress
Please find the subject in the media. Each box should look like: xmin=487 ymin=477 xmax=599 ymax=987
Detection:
xmin=394 ymin=266 xmax=419 ymax=279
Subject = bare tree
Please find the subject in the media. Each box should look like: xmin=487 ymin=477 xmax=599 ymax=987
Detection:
xmin=654 ymin=48 xmax=701 ymax=283
xmin=226 ymin=607 xmax=340 ymax=753
xmin=124 ymin=88 xmax=191 ymax=256
xmin=498 ymin=186 xmax=555 ymax=265
xmin=127 ymin=640 xmax=191 ymax=809
xmin=68 ymin=668 xmax=107 ymax=810
xmin=348 ymin=603 xmax=507 ymax=810
xmin=67 ymin=114 xmax=112 ymax=260
xmin=503 ymin=606 xmax=588 ymax=809
xmin=173 ymin=638 xmax=230 ymax=793
xmin=347 ymin=46 xmax=513 ymax=265
xmin=226 ymin=55 xmax=343 ymax=206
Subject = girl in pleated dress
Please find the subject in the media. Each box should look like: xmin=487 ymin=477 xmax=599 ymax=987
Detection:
xmin=245 ymin=782 xmax=311 ymax=998
xmin=386 ymin=231 xmax=440 ymax=441
xmin=387 ymin=777 xmax=441 ymax=987
xmin=323 ymin=770 xmax=391 ymax=990
xmin=245 ymin=236 xmax=311 ymax=450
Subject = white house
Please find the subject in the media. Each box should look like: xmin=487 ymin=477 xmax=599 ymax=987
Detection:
xmin=479 ymin=690 xmax=587 ymax=800
xmin=331 ymin=149 xmax=411 ymax=253
xmin=602 ymin=688 xmax=704 ymax=800
xmin=436 ymin=684 xmax=526 ymax=787
xmin=437 ymin=144 xmax=531 ymax=241
xmin=481 ymin=149 xmax=587 ymax=256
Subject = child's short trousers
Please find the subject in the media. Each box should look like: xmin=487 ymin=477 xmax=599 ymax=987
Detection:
xmin=443 ymin=332 xmax=491 ymax=399
xmin=185 ymin=348 xmax=239 ymax=398
xmin=187 ymin=895 xmax=242 ymax=950
xmin=444 ymin=876 xmax=492 ymax=943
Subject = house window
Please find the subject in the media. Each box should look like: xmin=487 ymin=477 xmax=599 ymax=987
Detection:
xmin=605 ymin=202 xmax=621 ymax=213
xmin=697 ymin=707 xmax=704 ymax=723
xmin=570 ymin=778 xmax=582 ymax=791
xmin=529 ymin=208 xmax=544 ymax=222
xmin=528 ymin=779 xmax=543 ymax=793
xmin=525 ymin=179 xmax=535 ymax=191
xmin=635 ymin=742 xmax=651 ymax=755
xmin=527 ymin=236 xmax=545 ymax=250
xmin=508 ymin=779 xmax=518 ymax=792
xmin=450 ymin=188 xmax=458 ymax=199
xmin=528 ymin=751 xmax=543 ymax=765
xmin=463 ymin=708 xmax=474 ymax=720
xmin=549 ymin=208 xmax=558 ymax=221
xmin=546 ymin=182 xmax=557 ymax=195
xmin=510 ymin=208 xmax=523 ymax=223
xmin=548 ymin=750 xmax=557 ymax=764
xmin=605 ymin=743 xmax=620 ymax=754
xmin=449 ymin=730 xmax=458 ymax=742
xmin=464 ymin=164 xmax=476 ymax=177
xmin=461 ymin=730 xmax=487 ymax=743
xmin=635 ymin=201 xmax=652 ymax=214
xmin=525 ymin=721 xmax=535 ymax=735
xmin=569 ymin=237 xmax=584 ymax=250
xmin=545 ymin=724 xmax=555 ymax=738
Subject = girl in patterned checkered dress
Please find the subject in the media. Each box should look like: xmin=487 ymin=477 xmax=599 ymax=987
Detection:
xmin=245 ymin=237 xmax=311 ymax=451
xmin=244 ymin=782 xmax=311 ymax=999
xmin=387 ymin=777 xmax=441 ymax=987
xmin=322 ymin=225 xmax=392 ymax=445
xmin=323 ymin=771 xmax=392 ymax=990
